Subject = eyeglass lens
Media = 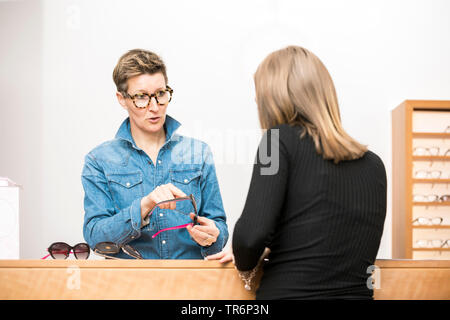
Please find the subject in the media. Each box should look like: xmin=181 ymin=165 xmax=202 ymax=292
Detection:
xmin=131 ymin=89 xmax=172 ymax=108
xmin=48 ymin=242 xmax=90 ymax=260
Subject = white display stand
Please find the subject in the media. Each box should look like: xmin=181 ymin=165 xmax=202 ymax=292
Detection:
xmin=0 ymin=177 xmax=20 ymax=259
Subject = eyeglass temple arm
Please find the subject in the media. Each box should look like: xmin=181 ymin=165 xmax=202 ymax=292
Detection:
xmin=121 ymin=244 xmax=143 ymax=259
xmin=143 ymin=196 xmax=193 ymax=221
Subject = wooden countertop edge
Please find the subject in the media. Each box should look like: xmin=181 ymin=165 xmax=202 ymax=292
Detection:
xmin=374 ymin=259 xmax=450 ymax=268
xmin=0 ymin=259 xmax=449 ymax=269
xmin=0 ymin=259 xmax=235 ymax=269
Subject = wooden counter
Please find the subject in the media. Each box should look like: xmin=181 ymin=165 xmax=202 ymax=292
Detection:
xmin=0 ymin=259 xmax=449 ymax=299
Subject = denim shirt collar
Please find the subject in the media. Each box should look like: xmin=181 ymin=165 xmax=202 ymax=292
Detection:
xmin=115 ymin=115 xmax=181 ymax=149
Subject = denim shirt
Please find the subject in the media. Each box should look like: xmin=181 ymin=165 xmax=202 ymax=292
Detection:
xmin=81 ymin=115 xmax=228 ymax=259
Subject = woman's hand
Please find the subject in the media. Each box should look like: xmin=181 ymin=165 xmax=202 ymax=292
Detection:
xmin=186 ymin=213 xmax=220 ymax=247
xmin=140 ymin=183 xmax=186 ymax=220
xmin=205 ymin=248 xmax=234 ymax=263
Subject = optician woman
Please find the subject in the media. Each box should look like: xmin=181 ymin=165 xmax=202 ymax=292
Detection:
xmin=209 ymin=46 xmax=387 ymax=299
xmin=82 ymin=49 xmax=228 ymax=259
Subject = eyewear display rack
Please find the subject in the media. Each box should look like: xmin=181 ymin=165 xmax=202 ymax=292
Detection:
xmin=392 ymin=100 xmax=450 ymax=259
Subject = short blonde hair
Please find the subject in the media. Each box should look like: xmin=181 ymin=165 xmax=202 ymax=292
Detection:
xmin=113 ymin=49 xmax=168 ymax=94
xmin=254 ymin=45 xmax=367 ymax=163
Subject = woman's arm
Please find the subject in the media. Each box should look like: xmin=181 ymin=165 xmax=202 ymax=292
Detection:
xmin=191 ymin=144 xmax=229 ymax=257
xmin=81 ymin=154 xmax=144 ymax=249
xmin=233 ymin=127 xmax=289 ymax=271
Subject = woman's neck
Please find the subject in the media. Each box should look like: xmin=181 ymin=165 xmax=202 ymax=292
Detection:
xmin=131 ymin=125 xmax=166 ymax=161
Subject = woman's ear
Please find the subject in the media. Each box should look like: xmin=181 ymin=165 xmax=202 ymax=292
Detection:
xmin=116 ymin=91 xmax=127 ymax=110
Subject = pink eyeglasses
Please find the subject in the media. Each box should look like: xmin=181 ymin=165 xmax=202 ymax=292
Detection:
xmin=144 ymin=194 xmax=199 ymax=238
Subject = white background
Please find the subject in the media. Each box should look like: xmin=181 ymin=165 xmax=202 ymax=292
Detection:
xmin=1 ymin=0 xmax=450 ymax=259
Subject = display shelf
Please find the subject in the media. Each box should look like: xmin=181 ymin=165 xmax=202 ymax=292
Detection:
xmin=412 ymin=179 xmax=450 ymax=184
xmin=412 ymin=156 xmax=450 ymax=161
xmin=392 ymin=100 xmax=450 ymax=259
xmin=412 ymin=132 xmax=450 ymax=139
xmin=412 ymin=248 xmax=450 ymax=252
xmin=412 ymin=225 xmax=450 ymax=229
xmin=413 ymin=202 xmax=450 ymax=206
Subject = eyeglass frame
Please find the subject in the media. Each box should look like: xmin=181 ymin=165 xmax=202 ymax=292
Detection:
xmin=413 ymin=194 xmax=440 ymax=202
xmin=414 ymin=170 xmax=442 ymax=179
xmin=93 ymin=242 xmax=143 ymax=260
xmin=143 ymin=194 xmax=199 ymax=238
xmin=413 ymin=146 xmax=440 ymax=156
xmin=41 ymin=242 xmax=90 ymax=260
xmin=412 ymin=217 xmax=444 ymax=226
xmin=122 ymin=85 xmax=173 ymax=109
xmin=415 ymin=239 xmax=450 ymax=248
xmin=93 ymin=195 xmax=199 ymax=259
xmin=413 ymin=194 xmax=450 ymax=202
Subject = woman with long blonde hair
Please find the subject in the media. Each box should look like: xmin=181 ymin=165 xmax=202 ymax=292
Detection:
xmin=209 ymin=46 xmax=387 ymax=299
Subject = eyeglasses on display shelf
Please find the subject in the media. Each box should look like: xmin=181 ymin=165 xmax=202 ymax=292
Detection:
xmin=412 ymin=217 xmax=444 ymax=226
xmin=413 ymin=194 xmax=450 ymax=204
xmin=413 ymin=146 xmax=440 ymax=156
xmin=392 ymin=101 xmax=450 ymax=260
xmin=415 ymin=239 xmax=450 ymax=249
xmin=41 ymin=242 xmax=90 ymax=260
xmin=445 ymin=125 xmax=450 ymax=134
xmin=414 ymin=170 xmax=443 ymax=179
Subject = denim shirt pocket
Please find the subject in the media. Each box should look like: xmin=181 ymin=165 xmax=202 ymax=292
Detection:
xmin=169 ymin=169 xmax=202 ymax=204
xmin=106 ymin=172 xmax=144 ymax=210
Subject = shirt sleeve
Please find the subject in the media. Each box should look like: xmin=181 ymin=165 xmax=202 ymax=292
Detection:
xmin=81 ymin=153 xmax=143 ymax=249
xmin=232 ymin=127 xmax=289 ymax=271
xmin=197 ymin=144 xmax=229 ymax=257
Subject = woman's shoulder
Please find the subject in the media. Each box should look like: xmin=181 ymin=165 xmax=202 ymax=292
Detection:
xmin=264 ymin=123 xmax=307 ymax=152
xmin=360 ymin=149 xmax=386 ymax=171
xmin=85 ymin=138 xmax=133 ymax=166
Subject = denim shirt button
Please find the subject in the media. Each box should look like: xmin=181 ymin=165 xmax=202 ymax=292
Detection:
xmin=158 ymin=160 xmax=162 ymax=164
xmin=184 ymin=179 xmax=188 ymax=183
xmin=160 ymin=213 xmax=163 ymax=217
xmin=162 ymin=240 xmax=166 ymax=244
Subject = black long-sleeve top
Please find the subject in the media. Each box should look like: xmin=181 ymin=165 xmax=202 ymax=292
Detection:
xmin=233 ymin=124 xmax=387 ymax=299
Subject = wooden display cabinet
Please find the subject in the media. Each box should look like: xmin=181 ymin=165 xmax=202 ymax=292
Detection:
xmin=392 ymin=100 xmax=450 ymax=259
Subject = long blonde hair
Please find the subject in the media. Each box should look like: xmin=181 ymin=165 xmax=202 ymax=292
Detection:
xmin=254 ymin=45 xmax=367 ymax=163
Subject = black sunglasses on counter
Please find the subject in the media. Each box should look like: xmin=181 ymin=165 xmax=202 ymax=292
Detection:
xmin=41 ymin=242 xmax=90 ymax=260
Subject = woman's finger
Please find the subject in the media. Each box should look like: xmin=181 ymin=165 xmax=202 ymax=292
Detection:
xmin=167 ymin=183 xmax=186 ymax=198
xmin=220 ymin=253 xmax=234 ymax=264
xmin=206 ymin=249 xmax=234 ymax=263
xmin=187 ymin=224 xmax=213 ymax=246
xmin=160 ymin=185 xmax=176 ymax=210
xmin=205 ymin=251 xmax=225 ymax=260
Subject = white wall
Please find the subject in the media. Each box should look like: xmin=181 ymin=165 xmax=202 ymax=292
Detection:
xmin=1 ymin=0 xmax=450 ymax=259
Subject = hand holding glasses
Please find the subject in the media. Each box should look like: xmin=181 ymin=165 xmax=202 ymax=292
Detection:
xmin=92 ymin=195 xmax=200 ymax=260
xmin=145 ymin=194 xmax=199 ymax=239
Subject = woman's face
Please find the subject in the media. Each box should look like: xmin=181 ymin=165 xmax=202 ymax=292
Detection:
xmin=117 ymin=72 xmax=168 ymax=135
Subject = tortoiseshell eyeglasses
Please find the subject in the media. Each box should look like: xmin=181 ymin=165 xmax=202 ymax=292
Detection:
xmin=123 ymin=86 xmax=173 ymax=109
